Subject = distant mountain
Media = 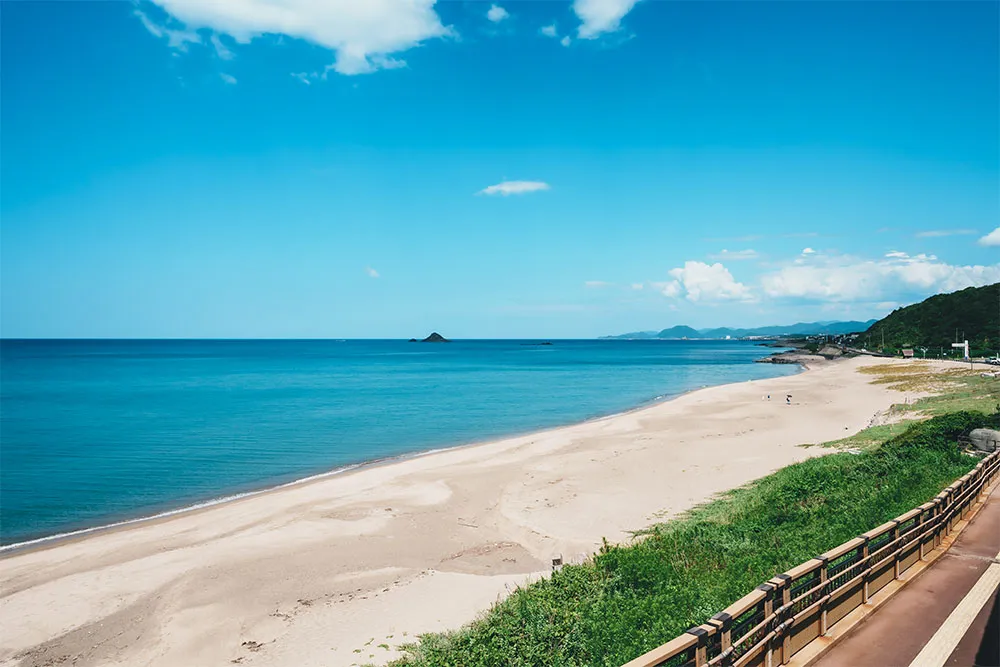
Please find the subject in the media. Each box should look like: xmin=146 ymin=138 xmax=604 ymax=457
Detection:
xmin=607 ymin=331 xmax=659 ymax=339
xmin=744 ymin=321 xmax=878 ymax=337
xmin=657 ymin=325 xmax=701 ymax=339
xmin=601 ymin=320 xmax=877 ymax=340
xmin=864 ymin=283 xmax=999 ymax=352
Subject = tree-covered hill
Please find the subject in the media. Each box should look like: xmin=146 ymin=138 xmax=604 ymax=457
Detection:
xmin=865 ymin=283 xmax=1000 ymax=354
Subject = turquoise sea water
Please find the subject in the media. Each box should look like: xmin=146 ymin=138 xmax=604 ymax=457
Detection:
xmin=0 ymin=339 xmax=797 ymax=547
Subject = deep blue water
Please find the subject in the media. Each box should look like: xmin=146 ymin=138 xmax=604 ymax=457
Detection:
xmin=0 ymin=339 xmax=796 ymax=546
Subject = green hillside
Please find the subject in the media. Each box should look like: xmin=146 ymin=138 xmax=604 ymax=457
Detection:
xmin=865 ymin=283 xmax=1000 ymax=355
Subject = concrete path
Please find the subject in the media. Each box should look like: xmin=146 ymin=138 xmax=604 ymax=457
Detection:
xmin=810 ymin=489 xmax=1000 ymax=667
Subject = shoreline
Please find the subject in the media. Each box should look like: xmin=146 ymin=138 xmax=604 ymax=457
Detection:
xmin=0 ymin=355 xmax=801 ymax=556
xmin=2 ymin=354 xmax=902 ymax=667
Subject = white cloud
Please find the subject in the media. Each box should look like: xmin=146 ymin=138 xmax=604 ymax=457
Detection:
xmin=541 ymin=24 xmax=558 ymax=37
xmin=574 ymin=0 xmax=641 ymax=39
xmin=486 ymin=4 xmax=509 ymax=22
xmin=220 ymin=72 xmax=237 ymax=84
xmin=708 ymin=249 xmax=758 ymax=261
xmin=658 ymin=261 xmax=754 ymax=303
xmin=884 ymin=251 xmax=908 ymax=259
xmin=135 ymin=8 xmax=200 ymax=51
xmin=631 ymin=283 xmax=644 ymax=290
xmin=584 ymin=280 xmax=611 ymax=288
xmin=210 ymin=33 xmax=234 ymax=59
xmin=366 ymin=267 xmax=380 ymax=278
xmin=477 ymin=180 xmax=550 ymax=196
xmin=291 ymin=72 xmax=313 ymax=85
xmin=652 ymin=280 xmax=681 ymax=298
xmin=801 ymin=247 xmax=816 ymax=255
xmin=761 ymin=254 xmax=1000 ymax=302
xmin=143 ymin=0 xmax=452 ymax=75
xmin=560 ymin=36 xmax=571 ymax=47
xmin=915 ymin=229 xmax=977 ymax=238
xmin=979 ymin=227 xmax=1000 ymax=247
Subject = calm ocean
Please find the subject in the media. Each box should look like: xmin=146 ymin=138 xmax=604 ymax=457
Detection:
xmin=0 ymin=339 xmax=796 ymax=547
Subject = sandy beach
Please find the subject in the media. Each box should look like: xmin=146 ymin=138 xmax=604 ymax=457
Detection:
xmin=0 ymin=356 xmax=921 ymax=667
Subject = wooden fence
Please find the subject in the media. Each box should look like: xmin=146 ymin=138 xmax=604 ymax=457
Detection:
xmin=623 ymin=448 xmax=1000 ymax=667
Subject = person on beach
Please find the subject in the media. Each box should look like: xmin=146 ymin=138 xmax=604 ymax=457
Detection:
xmin=786 ymin=394 xmax=791 ymax=405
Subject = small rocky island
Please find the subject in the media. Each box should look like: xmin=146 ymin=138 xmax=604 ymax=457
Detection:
xmin=410 ymin=332 xmax=450 ymax=343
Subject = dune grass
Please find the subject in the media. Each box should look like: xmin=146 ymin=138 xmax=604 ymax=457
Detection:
xmin=816 ymin=364 xmax=1000 ymax=452
xmin=387 ymin=410 xmax=998 ymax=667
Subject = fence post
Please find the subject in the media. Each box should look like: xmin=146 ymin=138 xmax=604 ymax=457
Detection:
xmin=918 ymin=510 xmax=927 ymax=560
xmin=817 ymin=556 xmax=829 ymax=636
xmin=860 ymin=536 xmax=871 ymax=604
xmin=943 ymin=488 xmax=953 ymax=537
xmin=687 ymin=626 xmax=708 ymax=667
xmin=774 ymin=574 xmax=792 ymax=664
xmin=932 ymin=497 xmax=941 ymax=548
xmin=710 ymin=612 xmax=732 ymax=657
xmin=757 ymin=583 xmax=775 ymax=667
xmin=891 ymin=520 xmax=902 ymax=579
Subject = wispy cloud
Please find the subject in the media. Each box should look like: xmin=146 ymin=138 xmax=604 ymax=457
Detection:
xmin=366 ymin=267 xmax=380 ymax=278
xmin=561 ymin=36 xmax=572 ymax=47
xmin=584 ymin=280 xmax=612 ymax=288
xmin=761 ymin=252 xmax=999 ymax=302
xmin=979 ymin=227 xmax=1000 ymax=247
xmin=541 ymin=24 xmax=558 ymax=37
xmin=486 ymin=4 xmax=509 ymax=22
xmin=643 ymin=250 xmax=999 ymax=310
xmin=210 ymin=33 xmax=234 ymax=60
xmin=916 ymin=229 xmax=977 ymax=238
xmin=478 ymin=180 xmax=551 ymax=196
xmin=219 ymin=72 xmax=237 ymax=85
xmin=141 ymin=0 xmax=453 ymax=76
xmin=134 ymin=8 xmax=200 ymax=52
xmin=574 ymin=0 xmax=641 ymax=39
xmin=708 ymin=249 xmax=758 ymax=261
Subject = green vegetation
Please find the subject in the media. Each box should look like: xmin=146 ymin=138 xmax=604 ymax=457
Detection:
xmin=862 ymin=364 xmax=1000 ymax=418
xmin=818 ymin=363 xmax=1000 ymax=451
xmin=388 ymin=410 xmax=998 ymax=667
xmin=864 ymin=283 xmax=1000 ymax=356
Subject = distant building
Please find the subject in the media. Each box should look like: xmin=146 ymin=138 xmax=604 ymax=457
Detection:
xmin=902 ymin=349 xmax=915 ymax=358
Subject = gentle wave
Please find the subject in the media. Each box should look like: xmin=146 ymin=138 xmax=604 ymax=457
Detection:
xmin=0 ymin=461 xmax=367 ymax=554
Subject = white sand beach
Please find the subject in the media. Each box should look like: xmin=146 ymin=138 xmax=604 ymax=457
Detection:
xmin=0 ymin=356 xmax=921 ymax=667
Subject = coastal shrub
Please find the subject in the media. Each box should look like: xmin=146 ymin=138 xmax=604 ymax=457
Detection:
xmin=387 ymin=411 xmax=997 ymax=667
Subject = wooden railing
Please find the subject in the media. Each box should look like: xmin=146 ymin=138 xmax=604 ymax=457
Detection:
xmin=622 ymin=448 xmax=1000 ymax=667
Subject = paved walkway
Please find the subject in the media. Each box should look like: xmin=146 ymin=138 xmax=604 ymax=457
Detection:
xmin=811 ymin=489 xmax=1000 ymax=667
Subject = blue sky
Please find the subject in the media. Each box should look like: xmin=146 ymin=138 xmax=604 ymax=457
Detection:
xmin=2 ymin=0 xmax=998 ymax=338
